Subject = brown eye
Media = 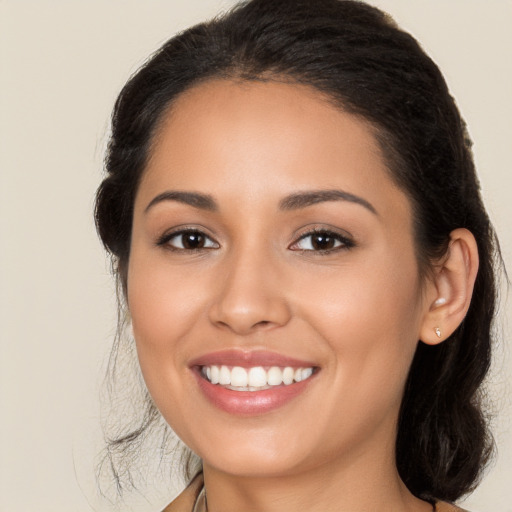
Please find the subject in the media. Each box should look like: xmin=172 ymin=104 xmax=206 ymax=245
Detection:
xmin=310 ymin=233 xmax=337 ymax=251
xmin=160 ymin=230 xmax=219 ymax=251
xmin=181 ymin=232 xmax=206 ymax=249
xmin=290 ymin=230 xmax=353 ymax=252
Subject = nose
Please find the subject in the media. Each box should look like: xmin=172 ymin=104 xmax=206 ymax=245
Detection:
xmin=208 ymin=247 xmax=292 ymax=335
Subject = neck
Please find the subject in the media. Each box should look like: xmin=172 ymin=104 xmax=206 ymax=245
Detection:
xmin=201 ymin=444 xmax=432 ymax=512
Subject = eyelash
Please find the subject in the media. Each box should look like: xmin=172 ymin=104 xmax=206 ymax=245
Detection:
xmin=290 ymin=228 xmax=355 ymax=254
xmin=156 ymin=227 xmax=355 ymax=254
xmin=156 ymin=228 xmax=219 ymax=252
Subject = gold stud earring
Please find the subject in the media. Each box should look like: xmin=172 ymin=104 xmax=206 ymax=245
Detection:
xmin=435 ymin=327 xmax=442 ymax=338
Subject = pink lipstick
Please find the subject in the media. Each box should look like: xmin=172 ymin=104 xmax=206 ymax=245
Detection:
xmin=190 ymin=350 xmax=318 ymax=415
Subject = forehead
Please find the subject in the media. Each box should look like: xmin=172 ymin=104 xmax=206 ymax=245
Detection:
xmin=139 ymin=79 xmax=410 ymax=221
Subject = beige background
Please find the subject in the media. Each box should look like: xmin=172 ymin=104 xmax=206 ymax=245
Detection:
xmin=1 ymin=1 xmax=510 ymax=510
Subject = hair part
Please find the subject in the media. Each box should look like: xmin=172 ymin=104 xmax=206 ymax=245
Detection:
xmin=95 ymin=0 xmax=501 ymax=501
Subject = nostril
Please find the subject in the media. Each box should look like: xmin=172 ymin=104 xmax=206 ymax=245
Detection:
xmin=253 ymin=320 xmax=271 ymax=329
xmin=209 ymin=289 xmax=292 ymax=334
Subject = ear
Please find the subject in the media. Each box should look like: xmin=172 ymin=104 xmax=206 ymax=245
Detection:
xmin=419 ymin=228 xmax=479 ymax=345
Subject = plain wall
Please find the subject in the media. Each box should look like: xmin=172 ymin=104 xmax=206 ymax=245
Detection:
xmin=1 ymin=1 xmax=510 ymax=510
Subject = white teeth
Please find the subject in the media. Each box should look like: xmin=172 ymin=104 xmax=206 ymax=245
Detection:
xmin=267 ymin=366 xmax=283 ymax=386
xmin=301 ymin=367 xmax=313 ymax=381
xmin=230 ymin=366 xmax=248 ymax=387
xmin=219 ymin=365 xmax=231 ymax=385
xmin=210 ymin=365 xmax=219 ymax=384
xmin=201 ymin=364 xmax=315 ymax=390
xmin=282 ymin=367 xmax=294 ymax=385
xmin=248 ymin=367 xmax=267 ymax=387
xmin=224 ymin=384 xmax=272 ymax=392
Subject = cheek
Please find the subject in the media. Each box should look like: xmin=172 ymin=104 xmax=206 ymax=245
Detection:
xmin=296 ymin=250 xmax=423 ymax=397
xmin=127 ymin=252 xmax=208 ymax=349
xmin=300 ymin=256 xmax=420 ymax=331
xmin=125 ymin=249 xmax=211 ymax=416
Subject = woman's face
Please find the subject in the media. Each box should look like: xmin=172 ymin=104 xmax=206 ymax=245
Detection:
xmin=128 ymin=79 xmax=432 ymax=478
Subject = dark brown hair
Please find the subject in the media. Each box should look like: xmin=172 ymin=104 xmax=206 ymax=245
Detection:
xmin=95 ymin=0 xmax=500 ymax=502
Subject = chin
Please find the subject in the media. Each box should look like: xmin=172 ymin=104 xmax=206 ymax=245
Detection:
xmin=191 ymin=425 xmax=324 ymax=478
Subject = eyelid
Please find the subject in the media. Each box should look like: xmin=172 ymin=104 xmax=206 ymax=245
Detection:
xmin=289 ymin=226 xmax=355 ymax=253
xmin=156 ymin=226 xmax=220 ymax=250
xmin=155 ymin=224 xmax=354 ymax=253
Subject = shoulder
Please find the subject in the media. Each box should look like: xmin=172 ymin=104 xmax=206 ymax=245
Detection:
xmin=436 ymin=502 xmax=470 ymax=512
xmin=161 ymin=473 xmax=204 ymax=512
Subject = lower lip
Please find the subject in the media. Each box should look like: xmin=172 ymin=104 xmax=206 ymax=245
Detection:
xmin=193 ymin=368 xmax=316 ymax=416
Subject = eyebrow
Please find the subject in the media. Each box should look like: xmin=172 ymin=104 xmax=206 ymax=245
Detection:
xmin=279 ymin=189 xmax=377 ymax=215
xmin=145 ymin=191 xmax=218 ymax=213
xmin=144 ymin=188 xmax=377 ymax=215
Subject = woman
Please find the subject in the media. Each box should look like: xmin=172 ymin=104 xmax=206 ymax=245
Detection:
xmin=95 ymin=0 xmax=501 ymax=510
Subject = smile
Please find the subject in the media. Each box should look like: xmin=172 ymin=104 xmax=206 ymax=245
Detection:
xmin=191 ymin=350 xmax=319 ymax=415
xmin=200 ymin=365 xmax=315 ymax=391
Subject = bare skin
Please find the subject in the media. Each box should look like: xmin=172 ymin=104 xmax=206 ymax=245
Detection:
xmin=128 ymin=80 xmax=478 ymax=512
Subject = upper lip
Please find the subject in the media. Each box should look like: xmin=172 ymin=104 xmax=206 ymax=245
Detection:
xmin=189 ymin=349 xmax=317 ymax=368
